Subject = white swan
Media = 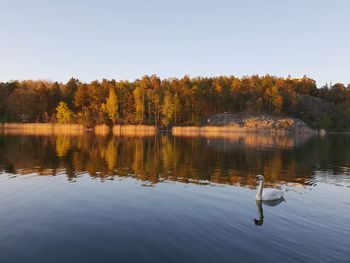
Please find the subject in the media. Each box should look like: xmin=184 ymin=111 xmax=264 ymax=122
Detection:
xmin=255 ymin=175 xmax=284 ymax=201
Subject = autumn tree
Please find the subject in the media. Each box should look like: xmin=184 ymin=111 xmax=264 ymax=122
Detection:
xmin=63 ymin=78 xmax=79 ymax=108
xmin=162 ymin=91 xmax=175 ymax=127
xmin=133 ymin=85 xmax=145 ymax=124
xmin=102 ymin=87 xmax=119 ymax=123
xmin=0 ymin=82 xmax=10 ymax=122
xmin=7 ymin=88 xmax=37 ymax=122
xmin=56 ymin=102 xmax=74 ymax=124
xmin=173 ymin=93 xmax=180 ymax=124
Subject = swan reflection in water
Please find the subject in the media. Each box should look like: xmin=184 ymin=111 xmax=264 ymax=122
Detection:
xmin=254 ymin=198 xmax=285 ymax=226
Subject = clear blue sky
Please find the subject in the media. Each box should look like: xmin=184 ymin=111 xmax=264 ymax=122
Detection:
xmin=1 ymin=0 xmax=349 ymax=87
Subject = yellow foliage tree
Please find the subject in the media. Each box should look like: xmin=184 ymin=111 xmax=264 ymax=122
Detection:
xmin=56 ymin=102 xmax=74 ymax=124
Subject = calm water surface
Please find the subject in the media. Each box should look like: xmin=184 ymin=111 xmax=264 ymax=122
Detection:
xmin=0 ymin=133 xmax=349 ymax=263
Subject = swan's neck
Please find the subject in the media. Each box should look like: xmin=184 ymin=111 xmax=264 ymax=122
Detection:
xmin=255 ymin=181 xmax=264 ymax=200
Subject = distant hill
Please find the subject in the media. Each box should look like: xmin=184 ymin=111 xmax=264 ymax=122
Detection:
xmin=295 ymin=95 xmax=337 ymax=130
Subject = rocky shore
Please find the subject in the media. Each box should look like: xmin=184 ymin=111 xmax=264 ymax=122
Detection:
xmin=203 ymin=113 xmax=314 ymax=133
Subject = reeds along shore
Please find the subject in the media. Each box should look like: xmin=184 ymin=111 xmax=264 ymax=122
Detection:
xmin=94 ymin=124 xmax=110 ymax=136
xmin=1 ymin=123 xmax=309 ymax=139
xmin=112 ymin=125 xmax=157 ymax=137
xmin=0 ymin=123 xmax=157 ymax=137
xmin=0 ymin=123 xmax=85 ymax=135
xmin=94 ymin=124 xmax=157 ymax=136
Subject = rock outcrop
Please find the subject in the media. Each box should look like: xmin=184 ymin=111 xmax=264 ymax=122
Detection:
xmin=203 ymin=112 xmax=314 ymax=133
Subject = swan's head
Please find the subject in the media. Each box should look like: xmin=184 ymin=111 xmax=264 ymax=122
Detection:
xmin=256 ymin=175 xmax=265 ymax=182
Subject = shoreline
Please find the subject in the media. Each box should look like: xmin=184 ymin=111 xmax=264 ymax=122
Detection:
xmin=171 ymin=126 xmax=315 ymax=136
xmin=0 ymin=122 xmax=319 ymax=136
xmin=0 ymin=123 xmax=158 ymax=136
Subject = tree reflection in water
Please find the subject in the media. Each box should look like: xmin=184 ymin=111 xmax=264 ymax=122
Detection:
xmin=1 ymin=133 xmax=350 ymax=187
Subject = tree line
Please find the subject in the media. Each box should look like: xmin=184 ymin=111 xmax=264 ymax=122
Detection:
xmin=0 ymin=75 xmax=350 ymax=130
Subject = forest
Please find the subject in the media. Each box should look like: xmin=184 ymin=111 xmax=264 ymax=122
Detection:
xmin=0 ymin=75 xmax=349 ymax=131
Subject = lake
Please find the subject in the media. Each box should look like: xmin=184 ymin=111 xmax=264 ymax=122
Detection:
xmin=0 ymin=133 xmax=349 ymax=263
